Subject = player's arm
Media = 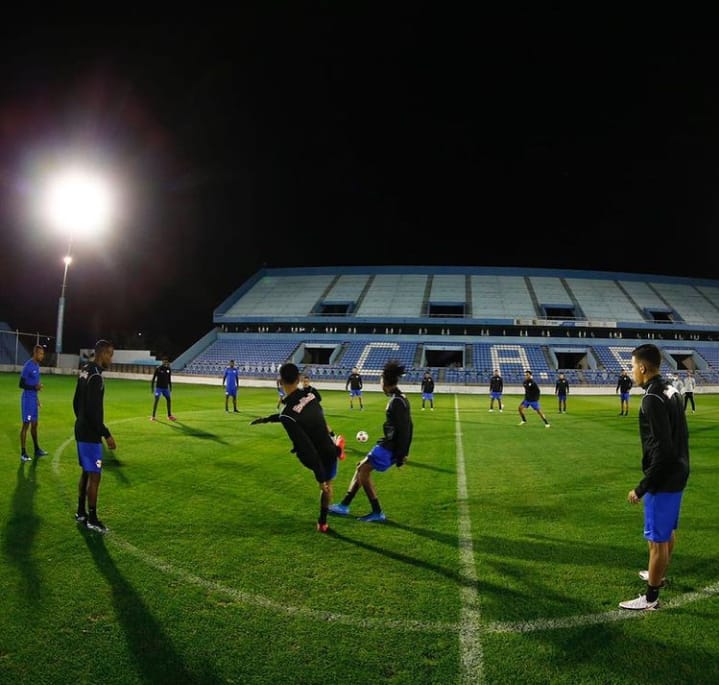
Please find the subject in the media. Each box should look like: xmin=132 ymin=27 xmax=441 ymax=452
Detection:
xmin=250 ymin=413 xmax=281 ymax=425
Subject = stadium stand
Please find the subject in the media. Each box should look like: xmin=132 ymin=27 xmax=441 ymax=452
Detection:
xmin=6 ymin=267 xmax=717 ymax=392
xmin=176 ymin=266 xmax=719 ymax=390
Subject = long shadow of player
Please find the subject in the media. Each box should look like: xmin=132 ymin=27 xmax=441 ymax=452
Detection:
xmin=167 ymin=420 xmax=230 ymax=445
xmin=2 ymin=460 xmax=42 ymax=603
xmin=81 ymin=529 xmax=219 ymax=684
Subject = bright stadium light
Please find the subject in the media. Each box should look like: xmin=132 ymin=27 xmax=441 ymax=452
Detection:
xmin=42 ymin=166 xmax=116 ymax=359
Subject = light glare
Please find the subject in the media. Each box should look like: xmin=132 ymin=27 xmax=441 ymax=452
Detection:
xmin=44 ymin=169 xmax=115 ymax=237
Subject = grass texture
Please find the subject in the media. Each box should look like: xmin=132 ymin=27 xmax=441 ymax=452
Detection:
xmin=1 ymin=372 xmax=718 ymax=684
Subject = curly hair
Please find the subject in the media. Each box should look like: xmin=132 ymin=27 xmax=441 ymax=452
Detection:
xmin=382 ymin=360 xmax=406 ymax=386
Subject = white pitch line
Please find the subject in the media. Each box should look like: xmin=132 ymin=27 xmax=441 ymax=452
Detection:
xmin=109 ymin=535 xmax=457 ymax=633
xmin=454 ymin=394 xmax=486 ymax=685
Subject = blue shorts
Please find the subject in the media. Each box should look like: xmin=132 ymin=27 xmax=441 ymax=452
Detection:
xmin=367 ymin=444 xmax=396 ymax=473
xmin=490 ymin=391 xmax=502 ymax=400
xmin=422 ymin=392 xmax=434 ymax=401
xmin=643 ymin=491 xmax=683 ymax=543
xmin=349 ymin=389 xmax=362 ymax=397
xmin=225 ymin=388 xmax=238 ymax=398
xmin=21 ymin=392 xmax=39 ymax=423
xmin=620 ymin=392 xmax=630 ymax=401
xmin=77 ymin=441 xmax=103 ymax=473
xmin=556 ymin=393 xmax=567 ymax=401
xmin=154 ymin=388 xmax=171 ymax=399
xmin=521 ymin=400 xmax=541 ymax=411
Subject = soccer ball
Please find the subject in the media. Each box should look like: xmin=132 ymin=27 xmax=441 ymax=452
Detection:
xmin=356 ymin=430 xmax=369 ymax=443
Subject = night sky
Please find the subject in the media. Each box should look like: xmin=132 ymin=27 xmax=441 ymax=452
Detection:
xmin=1 ymin=9 xmax=718 ymax=357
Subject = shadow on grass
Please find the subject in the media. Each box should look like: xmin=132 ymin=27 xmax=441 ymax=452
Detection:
xmin=330 ymin=529 xmax=474 ymax=588
xmin=402 ymin=460 xmax=455 ymax=474
xmin=102 ymin=453 xmax=131 ymax=485
xmin=167 ymin=421 xmax=230 ymax=445
xmin=81 ymin=528 xmax=219 ymax=684
xmin=2 ymin=460 xmax=42 ymax=603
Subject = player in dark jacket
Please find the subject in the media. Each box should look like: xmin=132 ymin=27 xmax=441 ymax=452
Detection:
xmin=518 ymin=370 xmax=550 ymax=427
xmin=619 ymin=344 xmax=690 ymax=611
xmin=329 ymin=360 xmax=413 ymax=522
xmin=554 ymin=373 xmax=570 ymax=413
xmin=74 ymin=339 xmax=117 ymax=533
xmin=616 ymin=369 xmax=633 ymax=416
xmin=250 ymin=363 xmax=343 ymax=532
xmin=420 ymin=371 xmax=435 ymax=410
xmin=151 ymin=357 xmax=176 ymax=421
xmin=345 ymin=367 xmax=364 ymax=410
xmin=488 ymin=369 xmax=504 ymax=412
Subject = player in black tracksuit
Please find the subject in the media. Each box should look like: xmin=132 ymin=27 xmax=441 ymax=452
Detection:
xmin=251 ymin=363 xmax=342 ymax=532
xmin=74 ymin=339 xmax=117 ymax=532
xmin=616 ymin=370 xmax=633 ymax=416
xmin=620 ymin=343 xmax=690 ymax=611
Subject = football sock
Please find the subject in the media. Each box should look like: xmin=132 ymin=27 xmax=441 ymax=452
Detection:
xmin=77 ymin=496 xmax=86 ymax=514
xmin=646 ymin=585 xmax=660 ymax=603
xmin=89 ymin=507 xmax=98 ymax=521
xmin=341 ymin=490 xmax=357 ymax=507
xmin=369 ymin=497 xmax=381 ymax=514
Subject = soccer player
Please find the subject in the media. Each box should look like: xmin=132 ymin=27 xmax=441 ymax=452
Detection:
xmin=250 ymin=363 xmax=343 ymax=532
xmin=74 ymin=339 xmax=117 ymax=533
xmin=329 ymin=360 xmax=413 ymax=522
xmin=488 ymin=368 xmax=504 ymax=412
xmin=619 ymin=343 xmax=690 ymax=611
xmin=518 ymin=370 xmax=550 ymax=427
xmin=554 ymin=372 xmax=570 ymax=413
xmin=616 ymin=369 xmax=633 ymax=416
xmin=345 ymin=366 xmax=364 ymax=410
xmin=683 ymin=370 xmax=696 ymax=413
xmin=19 ymin=344 xmax=48 ymax=461
xmin=151 ymin=357 xmax=176 ymax=421
xmin=420 ymin=370 xmax=435 ymax=410
xmin=223 ymin=359 xmax=240 ymax=412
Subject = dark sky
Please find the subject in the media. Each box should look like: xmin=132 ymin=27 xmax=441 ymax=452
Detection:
xmin=2 ymin=9 xmax=718 ymax=357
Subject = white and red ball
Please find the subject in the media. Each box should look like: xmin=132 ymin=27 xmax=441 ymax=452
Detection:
xmin=356 ymin=430 xmax=369 ymax=443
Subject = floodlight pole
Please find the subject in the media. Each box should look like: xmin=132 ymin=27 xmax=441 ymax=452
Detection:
xmin=55 ymin=241 xmax=73 ymax=359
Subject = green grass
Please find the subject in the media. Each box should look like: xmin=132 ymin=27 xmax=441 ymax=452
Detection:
xmin=1 ymin=372 xmax=718 ymax=685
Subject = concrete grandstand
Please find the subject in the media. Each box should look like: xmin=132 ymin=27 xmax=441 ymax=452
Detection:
xmin=167 ymin=265 xmax=719 ymax=393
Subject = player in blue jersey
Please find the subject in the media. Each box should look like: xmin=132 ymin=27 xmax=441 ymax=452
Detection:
xmin=151 ymin=357 xmax=176 ymax=421
xmin=223 ymin=359 xmax=240 ymax=412
xmin=19 ymin=344 xmax=48 ymax=461
xmin=518 ymin=370 xmax=550 ymax=427
xmin=74 ymin=339 xmax=117 ymax=533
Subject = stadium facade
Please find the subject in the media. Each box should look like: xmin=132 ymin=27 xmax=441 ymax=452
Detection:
xmin=170 ymin=266 xmax=719 ymax=392
xmin=4 ymin=265 xmax=717 ymax=392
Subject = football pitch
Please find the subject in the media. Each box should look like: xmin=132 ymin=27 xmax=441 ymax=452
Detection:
xmin=2 ymin=372 xmax=718 ymax=685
